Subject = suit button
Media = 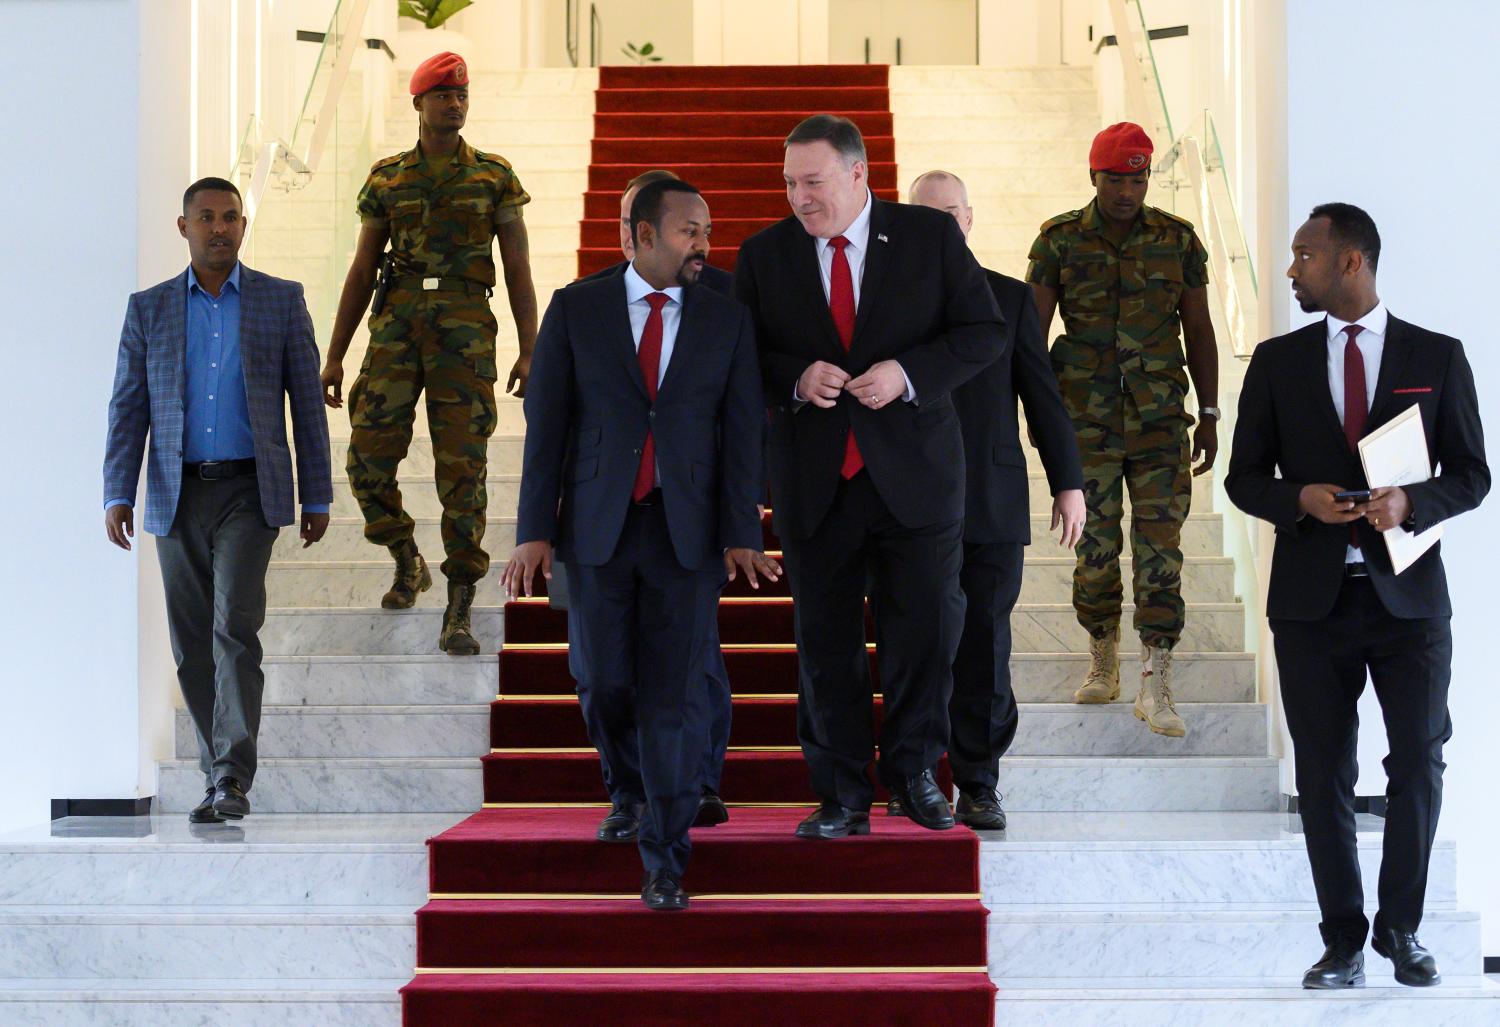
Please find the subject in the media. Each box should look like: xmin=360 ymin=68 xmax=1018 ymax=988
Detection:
xmin=648 ymin=411 xmax=655 ymax=420
xmin=634 ymin=448 xmax=642 ymax=455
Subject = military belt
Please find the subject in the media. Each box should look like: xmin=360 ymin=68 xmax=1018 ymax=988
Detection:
xmin=393 ymin=276 xmax=491 ymax=296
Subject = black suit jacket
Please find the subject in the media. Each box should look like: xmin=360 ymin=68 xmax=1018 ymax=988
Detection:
xmin=954 ymin=269 xmax=1084 ymax=544
xmin=517 ymin=273 xmax=765 ymax=571
xmin=577 ymin=259 xmax=735 ymax=298
xmin=734 ymin=198 xmax=1005 ymax=539
xmin=1224 ymin=315 xmax=1488 ymax=621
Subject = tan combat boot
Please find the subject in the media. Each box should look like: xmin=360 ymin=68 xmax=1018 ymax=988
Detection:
xmin=1073 ymin=628 xmax=1121 ymax=703
xmin=439 ymin=580 xmax=481 ymax=656
xmin=1135 ymin=642 xmax=1187 ymax=737
xmin=381 ymin=542 xmax=431 ymax=610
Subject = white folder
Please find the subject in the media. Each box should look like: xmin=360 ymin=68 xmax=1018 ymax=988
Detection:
xmin=1357 ymin=403 xmax=1441 ymax=574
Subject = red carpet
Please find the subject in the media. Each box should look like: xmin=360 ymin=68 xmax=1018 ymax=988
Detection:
xmin=403 ymin=66 xmax=993 ymax=1026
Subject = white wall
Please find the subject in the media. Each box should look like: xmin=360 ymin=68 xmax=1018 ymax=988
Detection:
xmin=1279 ymin=0 xmax=1500 ymax=950
xmin=0 ymin=0 xmax=183 ymax=832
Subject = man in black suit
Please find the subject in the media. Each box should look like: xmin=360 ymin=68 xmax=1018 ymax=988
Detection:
xmin=564 ymin=169 xmax=737 ymax=833
xmin=735 ymin=115 xmax=1004 ymax=839
xmin=1225 ymin=203 xmax=1488 ymax=988
xmin=504 ymin=180 xmax=777 ymax=909
xmin=902 ymin=170 xmax=1086 ymax=830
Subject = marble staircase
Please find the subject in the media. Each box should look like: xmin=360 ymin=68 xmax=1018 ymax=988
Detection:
xmin=3 ymin=63 xmax=1498 ymax=1025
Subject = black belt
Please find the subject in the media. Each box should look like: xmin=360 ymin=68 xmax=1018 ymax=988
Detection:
xmin=392 ymin=275 xmax=492 ymax=296
xmin=1345 ymin=561 xmax=1369 ymax=578
xmin=184 ymin=458 xmax=257 ymax=480
xmin=633 ymin=488 xmax=662 ymax=507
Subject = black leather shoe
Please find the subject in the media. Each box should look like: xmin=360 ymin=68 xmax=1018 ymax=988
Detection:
xmin=1301 ymin=937 xmax=1366 ymax=989
xmin=693 ymin=791 xmax=729 ymax=827
xmin=189 ymin=787 xmax=223 ymax=824
xmin=886 ymin=796 xmax=906 ymax=818
xmin=1372 ymin=923 xmax=1441 ymax=986
xmin=211 ymin=778 xmax=249 ymax=820
xmin=955 ymin=786 xmax=1007 ymax=831
xmin=596 ymin=801 xmax=644 ymax=843
xmin=795 ymin=801 xmax=871 ymax=840
xmin=642 ymin=869 xmax=689 ymax=911
xmin=892 ymin=770 xmax=954 ymax=831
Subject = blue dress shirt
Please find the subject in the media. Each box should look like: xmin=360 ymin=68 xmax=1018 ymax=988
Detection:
xmin=106 ymin=263 xmax=328 ymax=514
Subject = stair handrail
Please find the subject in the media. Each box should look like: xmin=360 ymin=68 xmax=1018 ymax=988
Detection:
xmin=1103 ymin=0 xmax=1278 ymax=710
xmin=230 ymin=0 xmax=373 ymax=227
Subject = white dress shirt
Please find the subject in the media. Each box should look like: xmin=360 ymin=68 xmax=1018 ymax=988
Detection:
xmin=797 ymin=189 xmax=915 ymax=403
xmin=624 ymin=262 xmax=682 ymax=486
xmin=1326 ymin=301 xmax=1388 ymax=561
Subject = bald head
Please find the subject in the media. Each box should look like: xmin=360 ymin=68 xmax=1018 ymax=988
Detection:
xmin=909 ymin=170 xmax=973 ymax=240
xmin=621 ymin=170 xmax=681 ymax=258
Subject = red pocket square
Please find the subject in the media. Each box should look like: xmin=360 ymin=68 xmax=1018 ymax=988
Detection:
xmin=1393 ymin=387 xmax=1433 ymax=394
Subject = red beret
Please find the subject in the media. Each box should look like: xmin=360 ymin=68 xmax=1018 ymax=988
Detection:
xmin=410 ymin=52 xmax=469 ymax=96
xmin=1089 ymin=122 xmax=1153 ymax=174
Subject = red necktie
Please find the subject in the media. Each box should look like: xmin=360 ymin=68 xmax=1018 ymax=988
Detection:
xmin=828 ymin=236 xmax=864 ymax=479
xmin=1342 ymin=324 xmax=1366 ymax=546
xmin=632 ymin=292 xmax=669 ymax=501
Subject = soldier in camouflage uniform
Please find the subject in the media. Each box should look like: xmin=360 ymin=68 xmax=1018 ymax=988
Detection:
xmin=1026 ymin=122 xmax=1219 ymax=737
xmin=320 ymin=52 xmax=538 ymax=655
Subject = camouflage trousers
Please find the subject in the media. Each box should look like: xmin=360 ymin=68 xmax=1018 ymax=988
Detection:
xmin=1057 ymin=376 xmax=1191 ymax=649
xmin=346 ymin=288 xmax=499 ymax=583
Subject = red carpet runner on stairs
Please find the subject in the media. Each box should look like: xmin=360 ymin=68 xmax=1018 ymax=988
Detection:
xmin=401 ymin=65 xmax=994 ymax=1026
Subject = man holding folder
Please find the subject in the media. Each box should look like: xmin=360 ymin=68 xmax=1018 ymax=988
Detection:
xmin=1225 ymin=204 xmax=1488 ymax=990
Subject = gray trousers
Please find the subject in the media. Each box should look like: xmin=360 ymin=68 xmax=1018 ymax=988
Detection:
xmin=155 ymin=475 xmax=279 ymax=791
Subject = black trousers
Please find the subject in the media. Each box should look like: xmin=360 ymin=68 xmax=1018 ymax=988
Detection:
xmin=949 ymin=541 xmax=1024 ymax=791
xmin=783 ymin=471 xmax=965 ymax=810
xmin=155 ymin=476 xmax=279 ymax=791
xmin=565 ymin=502 xmax=721 ymax=876
xmin=1270 ymin=576 xmax=1453 ymax=940
xmin=556 ymin=563 xmax=734 ymax=795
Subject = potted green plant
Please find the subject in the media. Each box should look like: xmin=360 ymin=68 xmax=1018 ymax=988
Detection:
xmin=398 ymin=0 xmax=471 ymax=30
xmin=395 ymin=0 xmax=475 ymax=73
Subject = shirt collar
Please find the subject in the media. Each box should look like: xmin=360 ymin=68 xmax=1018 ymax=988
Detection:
xmin=1326 ymin=301 xmax=1388 ymax=344
xmin=816 ymin=189 xmax=873 ymax=253
xmin=187 ymin=262 xmax=241 ymax=297
xmin=623 ymin=261 xmax=683 ymax=306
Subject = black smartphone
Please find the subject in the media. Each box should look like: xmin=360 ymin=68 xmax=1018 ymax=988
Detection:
xmin=1333 ymin=489 xmax=1372 ymax=503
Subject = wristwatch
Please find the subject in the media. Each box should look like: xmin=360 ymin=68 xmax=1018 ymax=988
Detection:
xmin=1198 ymin=407 xmax=1221 ymax=420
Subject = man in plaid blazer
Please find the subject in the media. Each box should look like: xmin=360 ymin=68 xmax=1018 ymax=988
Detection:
xmin=103 ymin=177 xmax=333 ymax=823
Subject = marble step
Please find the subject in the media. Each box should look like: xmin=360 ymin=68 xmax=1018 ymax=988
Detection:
xmin=978 ymin=812 xmax=1457 ymax=910
xmin=157 ymin=758 xmax=482 ymax=814
xmin=0 ymin=980 xmax=401 ymax=1027
xmin=0 ymin=907 xmax=414 ymax=980
xmin=983 ymin=908 xmax=1482 ymax=981
xmin=260 ymin=607 xmax=504 ymax=657
xmin=182 ymin=701 xmax=1265 ymax=760
xmin=265 ymin=556 xmax=1237 ymax=608
xmin=990 ymin=978 xmax=1500 ymax=1026
xmin=158 ymin=756 xmax=1279 ymax=814
xmin=274 ymin=510 xmax=1223 ymax=563
xmin=890 ymin=91 xmax=1096 ymax=116
xmin=174 ymin=705 xmax=490 ymax=760
xmin=315 ymin=475 xmax=1220 ymax=527
xmin=0 ymin=815 xmax=439 ymax=908
xmin=888 ymin=66 xmax=1093 ymax=92
xmin=268 ymin=650 xmax=1250 ymax=706
xmin=263 ymin=655 xmax=497 ymax=706
xmin=891 ymin=112 xmax=1099 ymax=141
xmin=258 ymin=601 xmax=1243 ymax=656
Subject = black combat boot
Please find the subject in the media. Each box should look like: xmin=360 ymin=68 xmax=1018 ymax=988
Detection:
xmin=439 ymin=580 xmax=481 ymax=655
xmin=381 ymin=541 xmax=431 ymax=610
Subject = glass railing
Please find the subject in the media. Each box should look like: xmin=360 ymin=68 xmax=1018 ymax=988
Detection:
xmin=1106 ymin=0 xmax=1275 ymax=689
xmin=228 ymin=0 xmax=380 ymax=336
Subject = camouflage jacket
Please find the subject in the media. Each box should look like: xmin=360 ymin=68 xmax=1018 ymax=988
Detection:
xmin=356 ymin=137 xmax=530 ymax=289
xmin=1026 ymin=200 xmax=1207 ymax=411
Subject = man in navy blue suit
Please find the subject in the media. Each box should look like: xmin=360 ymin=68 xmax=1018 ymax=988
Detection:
xmin=561 ymin=170 xmax=738 ymax=833
xmin=504 ymin=180 xmax=777 ymax=910
xmin=104 ymin=177 xmax=332 ymax=823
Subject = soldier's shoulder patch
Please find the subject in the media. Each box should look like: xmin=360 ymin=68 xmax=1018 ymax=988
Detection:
xmin=1151 ymin=206 xmax=1197 ymax=232
xmin=368 ymin=152 xmax=406 ymax=174
xmin=473 ymin=148 xmax=516 ymax=170
xmin=1038 ymin=209 xmax=1084 ymax=234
